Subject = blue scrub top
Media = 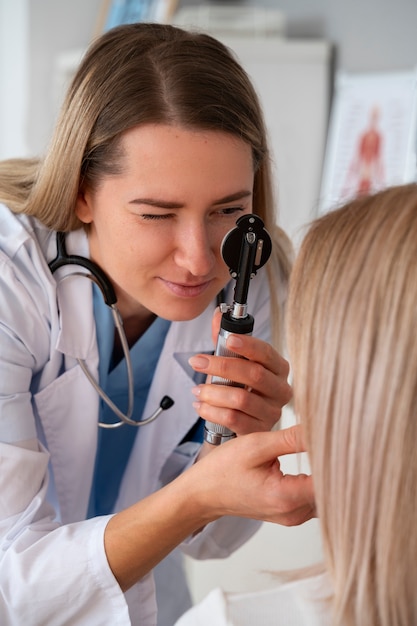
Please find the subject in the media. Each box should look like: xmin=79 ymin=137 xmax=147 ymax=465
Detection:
xmin=88 ymin=285 xmax=171 ymax=517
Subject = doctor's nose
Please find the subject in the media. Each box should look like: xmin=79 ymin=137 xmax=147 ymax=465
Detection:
xmin=173 ymin=224 xmax=216 ymax=276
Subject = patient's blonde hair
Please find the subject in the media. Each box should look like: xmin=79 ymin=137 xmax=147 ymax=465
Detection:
xmin=287 ymin=183 xmax=417 ymax=626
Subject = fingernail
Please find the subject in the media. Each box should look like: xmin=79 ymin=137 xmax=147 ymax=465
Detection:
xmin=227 ymin=335 xmax=243 ymax=349
xmin=192 ymin=401 xmax=201 ymax=411
xmin=188 ymin=356 xmax=210 ymax=370
xmin=191 ymin=386 xmax=201 ymax=397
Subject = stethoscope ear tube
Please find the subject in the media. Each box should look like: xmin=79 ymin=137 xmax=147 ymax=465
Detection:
xmin=49 ymin=232 xmax=174 ymax=428
xmin=49 ymin=232 xmax=117 ymax=305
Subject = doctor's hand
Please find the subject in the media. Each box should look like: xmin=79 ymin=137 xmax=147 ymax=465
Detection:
xmin=105 ymin=425 xmax=314 ymax=592
xmin=182 ymin=424 xmax=315 ymax=526
xmin=188 ymin=310 xmax=292 ymax=436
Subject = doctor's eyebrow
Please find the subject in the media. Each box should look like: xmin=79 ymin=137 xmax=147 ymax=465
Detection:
xmin=129 ymin=198 xmax=183 ymax=209
xmin=212 ymin=190 xmax=252 ymax=205
xmin=129 ymin=190 xmax=252 ymax=209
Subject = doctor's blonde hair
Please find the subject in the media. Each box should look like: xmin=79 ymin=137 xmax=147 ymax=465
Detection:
xmin=0 ymin=22 xmax=291 ymax=349
xmin=287 ymin=183 xmax=417 ymax=626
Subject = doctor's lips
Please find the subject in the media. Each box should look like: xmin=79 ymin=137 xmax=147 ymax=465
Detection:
xmin=160 ymin=279 xmax=213 ymax=298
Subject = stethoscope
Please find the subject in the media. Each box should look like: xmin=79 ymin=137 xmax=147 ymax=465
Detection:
xmin=48 ymin=232 xmax=174 ymax=429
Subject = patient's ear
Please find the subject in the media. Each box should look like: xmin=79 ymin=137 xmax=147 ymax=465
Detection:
xmin=75 ymin=191 xmax=94 ymax=224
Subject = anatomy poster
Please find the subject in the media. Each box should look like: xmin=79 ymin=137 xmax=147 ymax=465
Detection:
xmin=319 ymin=71 xmax=417 ymax=214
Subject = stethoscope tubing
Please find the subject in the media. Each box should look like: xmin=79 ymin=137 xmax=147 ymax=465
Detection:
xmin=48 ymin=232 xmax=174 ymax=428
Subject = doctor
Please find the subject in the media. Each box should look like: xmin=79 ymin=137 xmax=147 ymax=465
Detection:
xmin=0 ymin=23 xmax=314 ymax=626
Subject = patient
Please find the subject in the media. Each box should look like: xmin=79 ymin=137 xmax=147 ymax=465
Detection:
xmin=176 ymin=183 xmax=417 ymax=626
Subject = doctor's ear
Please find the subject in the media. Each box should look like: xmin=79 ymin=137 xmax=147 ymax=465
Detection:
xmin=75 ymin=191 xmax=94 ymax=224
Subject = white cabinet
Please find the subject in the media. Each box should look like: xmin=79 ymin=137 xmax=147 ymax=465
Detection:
xmin=216 ymin=36 xmax=332 ymax=245
xmin=0 ymin=0 xmax=29 ymax=158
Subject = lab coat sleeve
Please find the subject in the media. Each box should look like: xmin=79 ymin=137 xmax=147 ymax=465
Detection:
xmin=180 ymin=517 xmax=262 ymax=559
xmin=0 ymin=243 xmax=133 ymax=624
xmin=0 ymin=441 xmax=131 ymax=625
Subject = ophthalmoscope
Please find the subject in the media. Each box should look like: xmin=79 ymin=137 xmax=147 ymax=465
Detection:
xmin=204 ymin=214 xmax=272 ymax=445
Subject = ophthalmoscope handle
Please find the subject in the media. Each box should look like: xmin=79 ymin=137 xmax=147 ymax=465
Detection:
xmin=204 ymin=312 xmax=254 ymax=445
xmin=203 ymin=214 xmax=271 ymax=446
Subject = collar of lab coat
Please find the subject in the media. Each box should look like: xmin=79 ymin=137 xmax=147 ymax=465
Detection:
xmin=50 ymin=229 xmax=100 ymax=361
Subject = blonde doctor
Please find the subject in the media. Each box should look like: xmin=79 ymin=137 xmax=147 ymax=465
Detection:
xmin=0 ymin=23 xmax=314 ymax=626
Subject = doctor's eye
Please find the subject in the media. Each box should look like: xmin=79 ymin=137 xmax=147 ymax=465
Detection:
xmin=140 ymin=213 xmax=174 ymax=221
xmin=217 ymin=206 xmax=245 ymax=217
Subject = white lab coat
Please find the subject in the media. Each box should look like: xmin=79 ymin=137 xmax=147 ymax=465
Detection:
xmin=0 ymin=204 xmax=274 ymax=626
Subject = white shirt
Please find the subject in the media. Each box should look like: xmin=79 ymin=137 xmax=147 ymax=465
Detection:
xmin=175 ymin=574 xmax=333 ymax=626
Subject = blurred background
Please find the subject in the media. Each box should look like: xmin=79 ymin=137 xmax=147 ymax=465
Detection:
xmin=1 ymin=0 xmax=417 ymax=605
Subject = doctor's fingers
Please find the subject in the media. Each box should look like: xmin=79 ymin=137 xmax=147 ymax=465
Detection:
xmin=261 ymin=429 xmax=316 ymax=524
xmin=264 ymin=472 xmax=316 ymax=526
xmin=192 ymin=382 xmax=283 ymax=434
xmin=189 ymin=353 xmax=292 ymax=408
xmin=225 ymin=333 xmax=290 ymax=378
xmin=201 ymin=428 xmax=315 ymax=523
xmin=212 ymin=425 xmax=308 ymax=467
xmin=245 ymin=430 xmax=316 ymax=525
xmin=212 ymin=472 xmax=315 ymax=525
xmin=267 ymin=494 xmax=316 ymax=526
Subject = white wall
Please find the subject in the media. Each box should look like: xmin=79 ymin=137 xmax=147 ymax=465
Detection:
xmin=216 ymin=35 xmax=331 ymax=244
xmin=25 ymin=0 xmax=417 ymax=158
xmin=0 ymin=0 xmax=29 ymax=158
xmin=27 ymin=0 xmax=101 ymax=154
